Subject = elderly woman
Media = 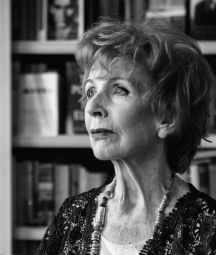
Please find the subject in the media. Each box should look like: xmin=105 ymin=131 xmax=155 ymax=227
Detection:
xmin=36 ymin=17 xmax=216 ymax=255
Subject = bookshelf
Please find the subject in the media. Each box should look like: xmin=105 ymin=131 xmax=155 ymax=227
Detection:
xmin=13 ymin=135 xmax=90 ymax=148
xmin=12 ymin=41 xmax=78 ymax=54
xmin=195 ymin=149 xmax=216 ymax=160
xmin=12 ymin=41 xmax=216 ymax=56
xmin=10 ymin=1 xmax=103 ymax=254
xmin=199 ymin=41 xmax=216 ymax=55
xmin=0 ymin=0 xmax=215 ymax=254
xmin=11 ymin=134 xmax=216 ymax=151
xmin=14 ymin=227 xmax=47 ymax=241
xmin=201 ymin=135 xmax=216 ymax=149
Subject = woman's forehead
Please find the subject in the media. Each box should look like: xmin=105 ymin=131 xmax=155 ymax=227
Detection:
xmin=85 ymin=58 xmax=151 ymax=94
xmin=89 ymin=59 xmax=133 ymax=79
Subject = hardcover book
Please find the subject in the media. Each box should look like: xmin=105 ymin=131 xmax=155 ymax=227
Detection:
xmin=65 ymin=61 xmax=87 ymax=134
xmin=145 ymin=0 xmax=186 ymax=33
xmin=189 ymin=160 xmax=211 ymax=195
xmin=54 ymin=164 xmax=70 ymax=214
xmin=15 ymin=161 xmax=34 ymax=226
xmin=17 ymin=72 xmax=59 ymax=137
xmin=209 ymin=161 xmax=216 ymax=199
xmin=78 ymin=166 xmax=107 ymax=194
xmin=36 ymin=163 xmax=55 ymax=225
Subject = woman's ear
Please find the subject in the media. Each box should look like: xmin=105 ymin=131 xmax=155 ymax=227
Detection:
xmin=158 ymin=116 xmax=176 ymax=139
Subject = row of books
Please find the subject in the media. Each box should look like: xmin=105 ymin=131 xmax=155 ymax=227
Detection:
xmin=180 ymin=159 xmax=216 ymax=199
xmin=11 ymin=0 xmax=125 ymax=41
xmin=11 ymin=0 xmax=186 ymax=41
xmin=13 ymin=160 xmax=108 ymax=227
xmin=145 ymin=0 xmax=216 ymax=39
xmin=12 ymin=61 xmax=87 ymax=136
xmin=189 ymin=0 xmax=216 ymax=40
xmin=13 ymin=158 xmax=216 ymax=228
xmin=12 ymin=0 xmax=216 ymax=41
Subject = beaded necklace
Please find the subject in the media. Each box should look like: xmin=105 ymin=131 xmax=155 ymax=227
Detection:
xmin=90 ymin=172 xmax=175 ymax=255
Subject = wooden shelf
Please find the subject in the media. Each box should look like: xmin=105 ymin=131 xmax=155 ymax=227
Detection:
xmin=13 ymin=135 xmax=90 ymax=148
xmin=195 ymin=150 xmax=216 ymax=160
xmin=200 ymin=134 xmax=216 ymax=149
xmin=12 ymin=134 xmax=216 ymax=149
xmin=12 ymin=40 xmax=216 ymax=56
xmin=199 ymin=41 xmax=216 ymax=55
xmin=12 ymin=40 xmax=78 ymax=54
xmin=14 ymin=227 xmax=47 ymax=240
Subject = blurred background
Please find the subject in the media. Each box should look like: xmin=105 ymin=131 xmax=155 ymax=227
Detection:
xmin=1 ymin=0 xmax=216 ymax=254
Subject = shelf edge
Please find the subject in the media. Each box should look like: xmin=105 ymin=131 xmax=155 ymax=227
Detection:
xmin=14 ymin=227 xmax=47 ymax=240
xmin=13 ymin=135 xmax=91 ymax=148
xmin=12 ymin=41 xmax=77 ymax=54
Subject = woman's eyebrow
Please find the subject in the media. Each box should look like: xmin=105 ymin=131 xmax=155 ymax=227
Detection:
xmin=109 ymin=77 xmax=127 ymax=81
xmin=84 ymin=76 xmax=131 ymax=90
xmin=83 ymin=79 xmax=94 ymax=90
xmin=107 ymin=76 xmax=132 ymax=84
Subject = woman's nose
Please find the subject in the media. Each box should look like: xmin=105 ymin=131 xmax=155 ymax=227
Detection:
xmin=85 ymin=93 xmax=108 ymax=118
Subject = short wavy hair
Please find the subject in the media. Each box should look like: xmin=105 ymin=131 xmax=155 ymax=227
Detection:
xmin=75 ymin=17 xmax=216 ymax=174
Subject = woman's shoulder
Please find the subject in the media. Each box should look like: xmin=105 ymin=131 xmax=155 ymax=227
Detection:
xmin=57 ymin=184 xmax=104 ymax=215
xmin=187 ymin=183 xmax=216 ymax=217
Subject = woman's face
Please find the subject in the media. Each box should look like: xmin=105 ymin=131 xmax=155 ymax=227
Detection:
xmin=84 ymin=60 xmax=159 ymax=161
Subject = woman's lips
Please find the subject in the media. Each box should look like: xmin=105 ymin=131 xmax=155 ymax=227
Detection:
xmin=90 ymin=128 xmax=115 ymax=140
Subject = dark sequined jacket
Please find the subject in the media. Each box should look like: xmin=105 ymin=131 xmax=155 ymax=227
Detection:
xmin=36 ymin=183 xmax=216 ymax=255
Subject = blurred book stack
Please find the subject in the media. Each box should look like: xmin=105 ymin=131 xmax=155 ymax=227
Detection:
xmin=189 ymin=0 xmax=216 ymax=40
xmin=179 ymin=159 xmax=216 ymax=199
xmin=14 ymin=160 xmax=108 ymax=227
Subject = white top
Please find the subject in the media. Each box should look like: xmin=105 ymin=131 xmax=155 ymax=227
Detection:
xmin=100 ymin=234 xmax=146 ymax=255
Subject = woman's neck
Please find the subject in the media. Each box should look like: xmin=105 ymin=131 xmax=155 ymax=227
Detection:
xmin=111 ymin=155 xmax=172 ymax=214
xmin=101 ymin=153 xmax=190 ymax=244
xmin=100 ymin=155 xmax=174 ymax=244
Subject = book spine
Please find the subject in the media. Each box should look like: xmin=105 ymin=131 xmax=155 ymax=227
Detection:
xmin=20 ymin=0 xmax=28 ymax=40
xmin=54 ymin=164 xmax=70 ymax=214
xmin=189 ymin=161 xmax=210 ymax=195
xmin=208 ymin=96 xmax=216 ymax=133
xmin=189 ymin=163 xmax=200 ymax=190
xmin=208 ymin=162 xmax=216 ymax=200
xmin=78 ymin=0 xmax=85 ymax=37
xmin=65 ymin=61 xmax=87 ymax=134
xmin=36 ymin=163 xmax=55 ymax=225
xmin=69 ymin=164 xmax=80 ymax=197
xmin=198 ymin=163 xmax=209 ymax=194
xmin=29 ymin=0 xmax=37 ymax=40
xmin=12 ymin=0 xmax=21 ymax=40
xmin=78 ymin=166 xmax=89 ymax=194
xmin=15 ymin=161 xmax=34 ymax=226
xmin=37 ymin=0 xmax=47 ymax=40
xmin=87 ymin=171 xmax=107 ymax=190
xmin=124 ymin=0 xmax=132 ymax=21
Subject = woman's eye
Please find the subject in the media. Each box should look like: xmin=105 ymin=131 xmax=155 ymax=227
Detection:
xmin=114 ymin=86 xmax=129 ymax=96
xmin=86 ymin=88 xmax=95 ymax=99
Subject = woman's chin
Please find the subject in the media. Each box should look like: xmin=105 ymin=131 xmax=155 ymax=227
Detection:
xmin=93 ymin=151 xmax=112 ymax=161
xmin=92 ymin=148 xmax=117 ymax=161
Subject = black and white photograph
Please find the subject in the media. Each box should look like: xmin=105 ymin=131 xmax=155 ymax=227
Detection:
xmin=47 ymin=0 xmax=84 ymax=40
